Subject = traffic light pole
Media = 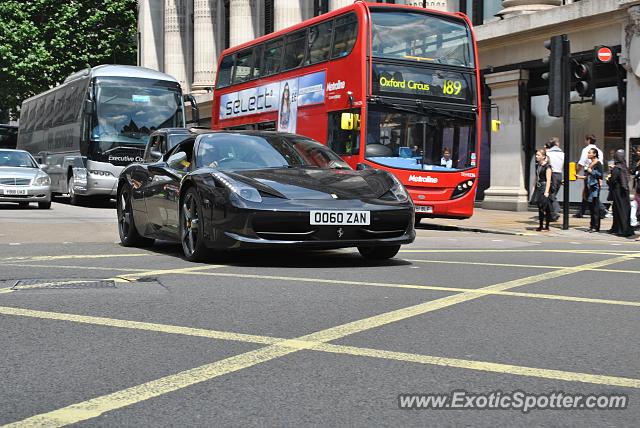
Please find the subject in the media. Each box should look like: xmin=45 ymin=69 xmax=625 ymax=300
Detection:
xmin=562 ymin=36 xmax=571 ymax=230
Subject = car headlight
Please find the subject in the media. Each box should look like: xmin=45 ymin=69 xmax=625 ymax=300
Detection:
xmin=35 ymin=173 xmax=51 ymax=186
xmin=89 ymin=170 xmax=114 ymax=177
xmin=212 ymin=172 xmax=262 ymax=203
xmin=389 ymin=174 xmax=410 ymax=202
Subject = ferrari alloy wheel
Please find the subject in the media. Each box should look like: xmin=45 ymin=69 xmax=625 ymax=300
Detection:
xmin=117 ymin=184 xmax=153 ymax=247
xmin=180 ymin=188 xmax=207 ymax=261
xmin=357 ymin=245 xmax=401 ymax=260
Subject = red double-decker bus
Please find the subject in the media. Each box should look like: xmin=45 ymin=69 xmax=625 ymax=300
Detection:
xmin=212 ymin=1 xmax=480 ymax=220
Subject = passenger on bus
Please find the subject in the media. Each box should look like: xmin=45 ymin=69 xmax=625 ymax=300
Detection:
xmin=440 ymin=148 xmax=453 ymax=168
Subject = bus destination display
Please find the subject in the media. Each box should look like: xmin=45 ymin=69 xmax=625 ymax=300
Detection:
xmin=372 ymin=64 xmax=473 ymax=103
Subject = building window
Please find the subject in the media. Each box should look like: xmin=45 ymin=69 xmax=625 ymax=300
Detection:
xmin=458 ymin=0 xmax=503 ymax=26
xmin=265 ymin=0 xmax=274 ymax=34
xmin=314 ymin=0 xmax=329 ymax=16
xmin=224 ymin=0 xmax=230 ymax=49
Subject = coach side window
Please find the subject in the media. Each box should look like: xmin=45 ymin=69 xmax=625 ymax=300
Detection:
xmin=283 ymin=30 xmax=307 ymax=71
xmin=264 ymin=38 xmax=283 ymax=76
xmin=34 ymin=99 xmax=46 ymax=130
xmin=332 ymin=13 xmax=358 ymax=59
xmin=306 ymin=21 xmax=333 ymax=65
xmin=52 ymin=90 xmax=65 ymax=127
xmin=217 ymin=55 xmax=234 ymax=88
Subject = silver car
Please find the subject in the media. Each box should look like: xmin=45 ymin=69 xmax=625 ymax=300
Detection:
xmin=0 ymin=149 xmax=51 ymax=209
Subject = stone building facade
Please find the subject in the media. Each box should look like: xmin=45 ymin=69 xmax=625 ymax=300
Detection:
xmin=137 ymin=0 xmax=640 ymax=207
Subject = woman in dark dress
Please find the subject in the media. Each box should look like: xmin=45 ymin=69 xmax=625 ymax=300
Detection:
xmin=531 ymin=148 xmax=553 ymax=231
xmin=576 ymin=148 xmax=603 ymax=232
xmin=607 ymin=149 xmax=635 ymax=237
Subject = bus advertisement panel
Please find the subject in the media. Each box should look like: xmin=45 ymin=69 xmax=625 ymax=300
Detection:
xmin=212 ymin=2 xmax=480 ymax=220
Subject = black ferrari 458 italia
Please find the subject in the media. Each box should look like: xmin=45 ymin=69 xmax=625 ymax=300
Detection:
xmin=117 ymin=131 xmax=415 ymax=261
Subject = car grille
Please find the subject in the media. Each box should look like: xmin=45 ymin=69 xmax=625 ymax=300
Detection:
xmin=252 ymin=210 xmax=411 ymax=241
xmin=0 ymin=178 xmax=31 ymax=186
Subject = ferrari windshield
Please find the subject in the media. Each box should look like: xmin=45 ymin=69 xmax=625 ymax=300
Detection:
xmin=195 ymin=134 xmax=351 ymax=170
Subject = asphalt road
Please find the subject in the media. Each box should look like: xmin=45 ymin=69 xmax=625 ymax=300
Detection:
xmin=1 ymin=200 xmax=639 ymax=427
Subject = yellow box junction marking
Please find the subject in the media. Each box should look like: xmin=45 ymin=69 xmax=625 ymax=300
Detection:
xmin=3 ymin=253 xmax=638 ymax=427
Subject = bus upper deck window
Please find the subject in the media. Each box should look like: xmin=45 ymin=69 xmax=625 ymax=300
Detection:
xmin=217 ymin=55 xmax=234 ymax=88
xmin=283 ymin=30 xmax=307 ymax=71
xmin=331 ymin=13 xmax=358 ymax=59
xmin=253 ymin=45 xmax=264 ymax=78
xmin=233 ymin=48 xmax=253 ymax=84
xmin=306 ymin=20 xmax=333 ymax=65
xmin=264 ymin=39 xmax=283 ymax=76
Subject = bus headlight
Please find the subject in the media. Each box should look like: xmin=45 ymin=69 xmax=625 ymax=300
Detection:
xmin=211 ymin=172 xmax=262 ymax=203
xmin=451 ymin=178 xmax=475 ymax=199
xmin=34 ymin=173 xmax=51 ymax=186
xmin=389 ymin=174 xmax=410 ymax=202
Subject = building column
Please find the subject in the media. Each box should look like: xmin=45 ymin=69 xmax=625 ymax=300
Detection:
xmin=164 ymin=0 xmax=193 ymax=92
xmin=274 ymin=0 xmax=303 ymax=32
xmin=330 ymin=0 xmax=352 ymax=11
xmin=482 ymin=70 xmax=530 ymax=212
xmin=498 ymin=0 xmax=561 ymax=18
xmin=229 ymin=0 xmax=260 ymax=48
xmin=624 ymin=5 xmax=640 ymax=159
xmin=138 ymin=0 xmax=164 ymax=71
xmin=193 ymin=0 xmax=221 ymax=92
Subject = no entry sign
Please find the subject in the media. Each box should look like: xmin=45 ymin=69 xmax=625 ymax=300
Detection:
xmin=596 ymin=46 xmax=613 ymax=63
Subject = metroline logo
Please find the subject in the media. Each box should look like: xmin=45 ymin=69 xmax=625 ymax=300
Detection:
xmin=408 ymin=174 xmax=438 ymax=184
xmin=327 ymin=80 xmax=345 ymax=91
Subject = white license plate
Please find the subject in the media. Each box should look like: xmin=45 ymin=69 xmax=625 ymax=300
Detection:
xmin=2 ymin=188 xmax=28 ymax=195
xmin=310 ymin=210 xmax=370 ymax=225
xmin=415 ymin=205 xmax=433 ymax=213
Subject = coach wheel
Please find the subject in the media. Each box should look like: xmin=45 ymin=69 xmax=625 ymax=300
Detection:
xmin=357 ymin=245 xmax=401 ymax=260
xmin=180 ymin=188 xmax=207 ymax=262
xmin=117 ymin=184 xmax=154 ymax=247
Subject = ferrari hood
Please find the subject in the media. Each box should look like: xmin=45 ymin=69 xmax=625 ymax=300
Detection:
xmin=225 ymin=168 xmax=394 ymax=200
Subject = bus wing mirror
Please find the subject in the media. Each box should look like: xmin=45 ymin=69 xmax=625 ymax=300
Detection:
xmin=491 ymin=119 xmax=500 ymax=132
xmin=341 ymin=113 xmax=360 ymax=131
xmin=84 ymin=99 xmax=95 ymax=115
xmin=184 ymin=94 xmax=199 ymax=125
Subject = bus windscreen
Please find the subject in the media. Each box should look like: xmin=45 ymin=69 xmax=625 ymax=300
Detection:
xmin=370 ymin=10 xmax=473 ymax=68
xmin=365 ymin=106 xmax=476 ymax=172
xmin=92 ymin=78 xmax=184 ymax=147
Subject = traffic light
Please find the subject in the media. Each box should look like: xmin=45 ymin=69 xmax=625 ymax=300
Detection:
xmin=542 ymin=35 xmax=565 ymax=117
xmin=573 ymin=60 xmax=594 ymax=98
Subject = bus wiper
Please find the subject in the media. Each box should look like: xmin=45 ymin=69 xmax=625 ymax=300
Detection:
xmin=376 ymin=100 xmax=472 ymax=121
xmin=102 ymin=146 xmax=141 ymax=155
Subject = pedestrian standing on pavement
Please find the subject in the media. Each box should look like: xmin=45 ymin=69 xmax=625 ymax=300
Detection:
xmin=607 ymin=149 xmax=635 ymax=237
xmin=545 ymin=137 xmax=564 ymax=221
xmin=575 ymin=135 xmax=604 ymax=218
xmin=576 ymin=148 xmax=602 ymax=232
xmin=531 ymin=148 xmax=553 ymax=232
xmin=632 ymin=145 xmax=640 ymax=229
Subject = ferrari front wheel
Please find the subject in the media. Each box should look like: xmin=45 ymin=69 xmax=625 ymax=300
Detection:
xmin=180 ymin=188 xmax=208 ymax=262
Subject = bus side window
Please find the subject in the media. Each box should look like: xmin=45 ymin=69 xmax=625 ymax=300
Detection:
xmin=327 ymin=109 xmax=360 ymax=156
xmin=217 ymin=55 xmax=234 ymax=88
xmin=263 ymin=38 xmax=283 ymax=76
xmin=53 ymin=90 xmax=65 ymax=127
xmin=283 ymin=30 xmax=307 ymax=71
xmin=306 ymin=20 xmax=333 ymax=65
xmin=233 ymin=48 xmax=253 ymax=84
xmin=22 ymin=103 xmax=32 ymax=132
xmin=332 ymin=13 xmax=358 ymax=59
xmin=34 ymin=98 xmax=46 ymax=131
xmin=253 ymin=45 xmax=264 ymax=79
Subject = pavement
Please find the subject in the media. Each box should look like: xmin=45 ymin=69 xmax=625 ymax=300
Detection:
xmin=1 ymin=200 xmax=640 ymax=426
xmin=418 ymin=207 xmax=639 ymax=241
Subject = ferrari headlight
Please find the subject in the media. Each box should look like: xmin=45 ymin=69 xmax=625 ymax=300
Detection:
xmin=212 ymin=172 xmax=262 ymax=203
xmin=35 ymin=172 xmax=51 ymax=186
xmin=389 ymin=174 xmax=410 ymax=202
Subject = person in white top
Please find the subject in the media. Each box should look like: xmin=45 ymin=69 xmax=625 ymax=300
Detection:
xmin=440 ymin=148 xmax=453 ymax=168
xmin=545 ymin=137 xmax=564 ymax=220
xmin=575 ymin=134 xmax=605 ymax=218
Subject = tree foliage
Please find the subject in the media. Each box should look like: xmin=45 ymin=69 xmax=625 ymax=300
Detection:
xmin=0 ymin=0 xmax=137 ymax=119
